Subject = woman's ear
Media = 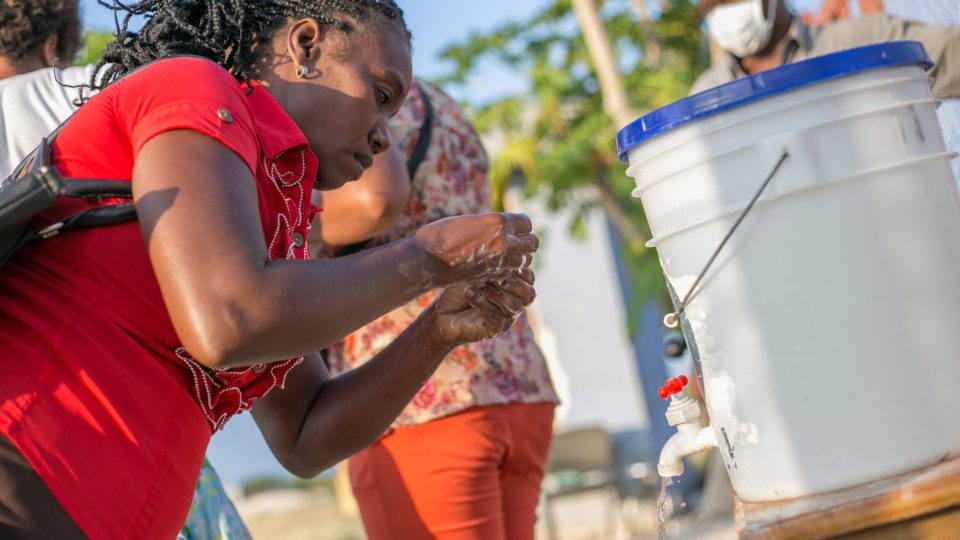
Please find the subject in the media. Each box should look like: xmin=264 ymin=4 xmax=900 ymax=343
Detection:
xmin=41 ymin=34 xmax=59 ymax=67
xmin=286 ymin=18 xmax=324 ymax=78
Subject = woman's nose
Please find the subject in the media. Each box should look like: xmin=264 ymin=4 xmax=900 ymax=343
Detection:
xmin=369 ymin=126 xmax=391 ymax=155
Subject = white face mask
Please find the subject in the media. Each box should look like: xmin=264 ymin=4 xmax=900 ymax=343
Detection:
xmin=706 ymin=0 xmax=779 ymax=58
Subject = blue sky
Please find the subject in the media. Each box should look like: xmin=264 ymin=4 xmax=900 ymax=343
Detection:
xmin=78 ymin=0 xmax=835 ymax=108
xmin=79 ymin=0 xmax=552 ymax=106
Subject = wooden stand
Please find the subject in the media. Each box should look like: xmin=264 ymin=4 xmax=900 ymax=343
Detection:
xmin=735 ymin=456 xmax=960 ymax=539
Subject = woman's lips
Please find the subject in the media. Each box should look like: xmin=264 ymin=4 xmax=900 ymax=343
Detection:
xmin=356 ymin=153 xmax=374 ymax=169
xmin=346 ymin=154 xmax=371 ymax=181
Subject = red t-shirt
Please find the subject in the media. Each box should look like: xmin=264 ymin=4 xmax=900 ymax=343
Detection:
xmin=0 ymin=57 xmax=315 ymax=538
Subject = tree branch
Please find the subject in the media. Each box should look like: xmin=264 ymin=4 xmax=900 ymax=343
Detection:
xmin=570 ymin=0 xmax=639 ymax=128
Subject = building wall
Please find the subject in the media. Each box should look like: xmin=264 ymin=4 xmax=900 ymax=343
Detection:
xmin=505 ymin=187 xmax=649 ymax=433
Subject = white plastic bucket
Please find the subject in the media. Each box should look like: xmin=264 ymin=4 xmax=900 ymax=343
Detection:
xmin=618 ymin=42 xmax=960 ymax=502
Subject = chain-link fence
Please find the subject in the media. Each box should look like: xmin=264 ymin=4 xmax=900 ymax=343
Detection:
xmin=884 ymin=0 xmax=960 ymax=179
xmin=787 ymin=0 xmax=960 ymax=178
xmin=883 ymin=0 xmax=960 ymax=25
xmin=789 ymin=0 xmax=959 ymax=23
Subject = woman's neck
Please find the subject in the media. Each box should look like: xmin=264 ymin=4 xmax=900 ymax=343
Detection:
xmin=0 ymin=55 xmax=49 ymax=81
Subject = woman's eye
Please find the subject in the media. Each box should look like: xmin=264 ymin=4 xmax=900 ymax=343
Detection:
xmin=376 ymin=88 xmax=390 ymax=106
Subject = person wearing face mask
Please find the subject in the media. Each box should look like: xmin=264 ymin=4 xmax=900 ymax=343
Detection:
xmin=690 ymin=0 xmax=960 ymax=97
xmin=687 ymin=0 xmax=960 ymax=521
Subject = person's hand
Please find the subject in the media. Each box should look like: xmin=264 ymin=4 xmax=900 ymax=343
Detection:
xmin=432 ymin=268 xmax=537 ymax=346
xmin=412 ymin=213 xmax=538 ymax=286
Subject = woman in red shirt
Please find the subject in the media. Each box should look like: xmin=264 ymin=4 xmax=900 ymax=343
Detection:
xmin=0 ymin=2 xmax=539 ymax=539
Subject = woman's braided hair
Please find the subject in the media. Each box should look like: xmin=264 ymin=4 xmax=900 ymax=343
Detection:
xmin=90 ymin=0 xmax=409 ymax=91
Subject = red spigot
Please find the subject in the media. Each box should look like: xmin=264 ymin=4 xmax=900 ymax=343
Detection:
xmin=658 ymin=375 xmax=689 ymax=400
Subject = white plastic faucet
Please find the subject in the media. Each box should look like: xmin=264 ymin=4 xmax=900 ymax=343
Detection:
xmin=657 ymin=376 xmax=718 ymax=477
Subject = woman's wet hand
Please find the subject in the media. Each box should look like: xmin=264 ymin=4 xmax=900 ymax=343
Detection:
xmin=412 ymin=213 xmax=539 ymax=286
xmin=432 ymin=268 xmax=537 ymax=346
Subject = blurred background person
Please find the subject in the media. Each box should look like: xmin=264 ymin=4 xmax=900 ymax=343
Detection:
xmin=316 ymin=79 xmax=559 ymax=540
xmin=0 ymin=0 xmax=89 ymax=176
xmin=692 ymin=0 xmax=960 ymax=96
xmin=177 ymin=459 xmax=251 ymax=540
xmin=0 ymin=0 xmax=81 ymax=78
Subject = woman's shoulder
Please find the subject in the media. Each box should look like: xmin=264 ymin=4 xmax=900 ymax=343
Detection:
xmin=115 ymin=56 xmax=245 ymax=102
xmin=416 ymin=81 xmax=469 ymax=127
xmin=107 ymin=56 xmax=256 ymax=138
xmin=416 ymin=80 xmax=457 ymax=110
xmin=62 ymin=56 xmax=260 ymax=176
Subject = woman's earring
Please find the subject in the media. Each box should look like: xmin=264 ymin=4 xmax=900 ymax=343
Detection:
xmin=296 ymin=65 xmax=309 ymax=79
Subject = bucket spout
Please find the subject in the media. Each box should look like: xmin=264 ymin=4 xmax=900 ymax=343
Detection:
xmin=656 ymin=376 xmax=718 ymax=477
xmin=658 ymin=420 xmax=718 ymax=477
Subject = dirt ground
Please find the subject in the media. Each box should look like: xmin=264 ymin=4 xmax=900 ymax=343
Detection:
xmin=237 ymin=488 xmax=735 ymax=540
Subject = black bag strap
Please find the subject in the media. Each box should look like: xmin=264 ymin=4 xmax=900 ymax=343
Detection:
xmin=4 ymin=117 xmax=134 ymax=254
xmin=406 ymin=82 xmax=434 ymax=181
xmin=43 ymin=117 xmax=70 ymax=156
xmin=61 ymin=178 xmax=132 ymax=198
xmin=28 ymin=202 xmax=137 ymax=241
xmin=14 ymin=117 xmax=131 ymax=195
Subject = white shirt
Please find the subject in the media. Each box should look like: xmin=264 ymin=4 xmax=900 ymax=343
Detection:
xmin=0 ymin=65 xmax=94 ymax=177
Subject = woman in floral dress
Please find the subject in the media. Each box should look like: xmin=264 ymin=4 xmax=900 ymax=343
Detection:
xmin=317 ymin=80 xmax=559 ymax=540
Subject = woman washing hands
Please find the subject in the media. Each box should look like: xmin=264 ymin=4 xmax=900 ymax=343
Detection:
xmin=0 ymin=1 xmax=538 ymax=538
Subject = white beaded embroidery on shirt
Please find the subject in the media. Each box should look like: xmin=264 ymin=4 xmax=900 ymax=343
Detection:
xmin=262 ymin=149 xmax=306 ymax=228
xmin=171 ymin=148 xmax=311 ymax=431
xmin=174 ymin=347 xmax=304 ymax=431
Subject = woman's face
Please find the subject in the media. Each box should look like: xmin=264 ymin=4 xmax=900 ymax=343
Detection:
xmin=264 ymin=18 xmax=412 ymax=190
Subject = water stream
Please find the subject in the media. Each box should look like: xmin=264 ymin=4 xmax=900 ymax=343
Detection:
xmin=657 ymin=476 xmax=674 ymax=540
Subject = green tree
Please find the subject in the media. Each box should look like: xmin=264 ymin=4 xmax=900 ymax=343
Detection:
xmin=437 ymin=0 xmax=709 ymax=324
xmin=74 ymin=30 xmax=112 ymax=67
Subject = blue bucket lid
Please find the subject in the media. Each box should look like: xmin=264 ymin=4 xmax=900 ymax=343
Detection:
xmin=616 ymin=41 xmax=932 ymax=162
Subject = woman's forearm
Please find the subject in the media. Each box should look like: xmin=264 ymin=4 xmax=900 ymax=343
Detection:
xmin=252 ymin=274 xmax=537 ymax=478
xmin=262 ymin=305 xmax=451 ymax=477
xmin=206 ymin=236 xmax=438 ymax=368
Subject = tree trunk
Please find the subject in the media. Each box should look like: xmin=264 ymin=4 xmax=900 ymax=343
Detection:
xmin=570 ymin=0 xmax=639 ymax=128
xmin=630 ymin=0 xmax=650 ymax=22
xmin=630 ymin=0 xmax=666 ymax=66
xmin=571 ymin=0 xmax=650 ymax=248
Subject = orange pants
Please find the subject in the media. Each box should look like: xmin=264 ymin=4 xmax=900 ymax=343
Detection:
xmin=349 ymin=402 xmax=555 ymax=540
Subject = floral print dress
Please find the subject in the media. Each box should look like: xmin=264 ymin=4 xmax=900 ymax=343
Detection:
xmin=325 ymin=81 xmax=559 ymax=427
